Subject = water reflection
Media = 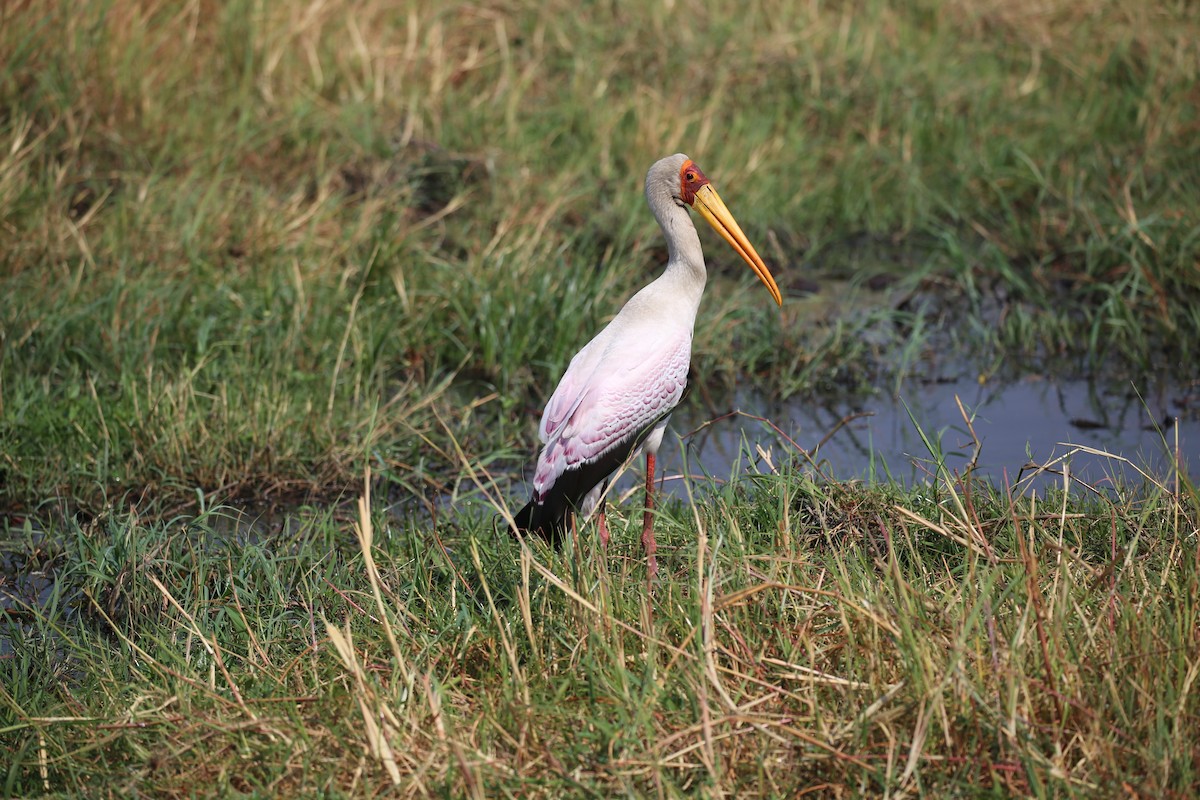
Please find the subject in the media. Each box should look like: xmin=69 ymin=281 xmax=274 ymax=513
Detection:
xmin=669 ymin=375 xmax=1197 ymax=494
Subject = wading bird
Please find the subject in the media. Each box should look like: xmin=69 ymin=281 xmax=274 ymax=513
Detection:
xmin=513 ymin=154 xmax=782 ymax=577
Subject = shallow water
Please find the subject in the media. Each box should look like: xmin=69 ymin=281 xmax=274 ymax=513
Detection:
xmin=0 ymin=527 xmax=61 ymax=658
xmin=664 ymin=373 xmax=1198 ymax=496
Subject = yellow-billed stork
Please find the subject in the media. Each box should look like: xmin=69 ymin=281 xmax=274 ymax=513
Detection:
xmin=513 ymin=154 xmax=782 ymax=577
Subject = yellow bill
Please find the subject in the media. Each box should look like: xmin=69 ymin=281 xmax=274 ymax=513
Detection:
xmin=692 ymin=183 xmax=783 ymax=306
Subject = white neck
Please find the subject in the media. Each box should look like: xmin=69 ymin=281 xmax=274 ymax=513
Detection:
xmin=652 ymin=200 xmax=708 ymax=314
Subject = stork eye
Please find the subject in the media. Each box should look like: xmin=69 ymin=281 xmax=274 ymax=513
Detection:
xmin=685 ymin=171 xmax=697 ymax=182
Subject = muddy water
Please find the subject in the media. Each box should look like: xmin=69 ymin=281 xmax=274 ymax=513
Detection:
xmin=662 ymin=373 xmax=1198 ymax=496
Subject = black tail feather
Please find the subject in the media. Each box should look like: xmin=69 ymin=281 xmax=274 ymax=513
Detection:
xmin=512 ymin=500 xmax=534 ymax=533
xmin=511 ymin=496 xmax=570 ymax=547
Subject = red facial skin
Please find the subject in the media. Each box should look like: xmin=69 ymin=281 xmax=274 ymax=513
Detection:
xmin=678 ymin=160 xmax=710 ymax=206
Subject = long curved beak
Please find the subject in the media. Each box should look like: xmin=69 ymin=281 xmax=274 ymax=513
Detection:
xmin=692 ymin=184 xmax=783 ymax=306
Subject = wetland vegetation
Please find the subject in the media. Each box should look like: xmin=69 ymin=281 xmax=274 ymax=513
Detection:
xmin=2 ymin=0 xmax=1199 ymax=795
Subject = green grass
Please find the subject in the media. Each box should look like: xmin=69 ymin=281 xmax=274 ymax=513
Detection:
xmin=2 ymin=0 xmax=1198 ymax=509
xmin=2 ymin=0 xmax=1199 ymax=795
xmin=3 ymin=455 xmax=1198 ymax=796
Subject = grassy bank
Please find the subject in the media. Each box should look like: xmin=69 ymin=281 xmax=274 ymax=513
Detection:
xmin=3 ymin=458 xmax=1198 ymax=795
xmin=2 ymin=0 xmax=1199 ymax=510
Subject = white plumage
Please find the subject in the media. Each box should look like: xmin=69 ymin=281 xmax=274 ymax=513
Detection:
xmin=513 ymin=154 xmax=781 ymax=577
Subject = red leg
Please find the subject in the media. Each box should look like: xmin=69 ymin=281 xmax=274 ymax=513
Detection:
xmin=598 ymin=508 xmax=609 ymax=549
xmin=641 ymin=451 xmax=658 ymax=580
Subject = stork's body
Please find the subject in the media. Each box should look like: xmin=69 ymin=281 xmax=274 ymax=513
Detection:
xmin=513 ymin=154 xmax=781 ymax=577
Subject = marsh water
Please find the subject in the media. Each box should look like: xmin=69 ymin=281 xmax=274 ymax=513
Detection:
xmin=664 ymin=372 xmax=1197 ymax=497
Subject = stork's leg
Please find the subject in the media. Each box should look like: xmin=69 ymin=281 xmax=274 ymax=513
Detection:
xmin=597 ymin=497 xmax=610 ymax=549
xmin=641 ymin=451 xmax=658 ymax=579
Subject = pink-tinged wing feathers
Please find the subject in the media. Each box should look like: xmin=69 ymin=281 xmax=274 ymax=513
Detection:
xmin=532 ymin=333 xmax=690 ymax=502
xmin=538 ymin=334 xmax=607 ymax=443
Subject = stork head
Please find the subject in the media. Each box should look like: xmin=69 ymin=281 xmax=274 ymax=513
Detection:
xmin=645 ymin=153 xmax=783 ymax=306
